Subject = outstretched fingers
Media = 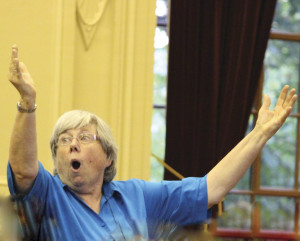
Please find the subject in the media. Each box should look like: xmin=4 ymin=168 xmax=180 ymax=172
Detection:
xmin=12 ymin=45 xmax=18 ymax=57
xmin=8 ymin=45 xmax=37 ymax=100
xmin=275 ymin=85 xmax=290 ymax=107
xmin=275 ymin=86 xmax=297 ymax=123
xmin=9 ymin=45 xmax=22 ymax=82
xmin=256 ymin=86 xmax=297 ymax=139
xmin=283 ymin=88 xmax=297 ymax=109
xmin=275 ymin=85 xmax=297 ymax=109
xmin=11 ymin=45 xmax=19 ymax=69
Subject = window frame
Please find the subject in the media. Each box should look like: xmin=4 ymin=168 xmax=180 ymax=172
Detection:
xmin=213 ymin=31 xmax=300 ymax=240
xmin=152 ymin=0 xmax=300 ymax=238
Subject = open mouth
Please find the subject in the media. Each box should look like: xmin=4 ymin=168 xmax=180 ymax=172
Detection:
xmin=71 ymin=160 xmax=81 ymax=170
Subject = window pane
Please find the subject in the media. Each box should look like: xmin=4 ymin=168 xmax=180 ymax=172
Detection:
xmin=150 ymin=108 xmax=166 ymax=181
xmin=217 ymin=194 xmax=252 ymax=230
xmin=156 ymin=0 xmax=168 ymax=26
xmin=154 ymin=27 xmax=169 ymax=49
xmin=258 ymin=196 xmax=294 ymax=231
xmin=262 ymin=38 xmax=299 ymax=189
xmin=150 ymin=156 xmax=165 ymax=182
xmin=272 ymin=0 xmax=300 ymax=33
xmin=153 ymin=27 xmax=168 ymax=106
xmin=260 ymin=117 xmax=297 ymax=188
xmin=264 ymin=40 xmax=299 ymax=113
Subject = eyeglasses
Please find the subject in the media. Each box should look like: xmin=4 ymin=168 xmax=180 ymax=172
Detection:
xmin=57 ymin=133 xmax=98 ymax=146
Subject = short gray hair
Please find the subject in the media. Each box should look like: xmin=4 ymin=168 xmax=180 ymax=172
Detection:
xmin=50 ymin=110 xmax=118 ymax=182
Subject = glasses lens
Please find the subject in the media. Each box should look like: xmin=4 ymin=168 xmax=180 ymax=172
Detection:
xmin=57 ymin=133 xmax=96 ymax=146
xmin=79 ymin=133 xmax=94 ymax=143
xmin=58 ymin=135 xmax=72 ymax=146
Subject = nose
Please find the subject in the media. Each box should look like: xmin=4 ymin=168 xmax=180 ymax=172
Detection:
xmin=69 ymin=138 xmax=81 ymax=152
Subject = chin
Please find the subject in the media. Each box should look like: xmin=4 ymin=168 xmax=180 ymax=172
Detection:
xmin=59 ymin=174 xmax=81 ymax=188
xmin=71 ymin=177 xmax=86 ymax=189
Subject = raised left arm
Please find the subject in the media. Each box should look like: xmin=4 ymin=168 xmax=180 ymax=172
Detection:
xmin=206 ymin=85 xmax=297 ymax=208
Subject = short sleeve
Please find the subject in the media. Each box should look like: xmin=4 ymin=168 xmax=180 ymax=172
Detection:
xmin=142 ymin=176 xmax=212 ymax=226
xmin=7 ymin=162 xmax=55 ymax=239
xmin=7 ymin=161 xmax=50 ymax=201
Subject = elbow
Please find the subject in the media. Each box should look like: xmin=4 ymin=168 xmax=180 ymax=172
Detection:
xmin=11 ymin=169 xmax=38 ymax=195
xmin=206 ymin=173 xmax=229 ymax=209
xmin=9 ymin=160 xmax=39 ymax=190
xmin=207 ymin=189 xmax=225 ymax=209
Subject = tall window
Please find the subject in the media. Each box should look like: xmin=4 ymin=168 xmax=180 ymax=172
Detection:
xmin=151 ymin=0 xmax=300 ymax=238
xmin=151 ymin=0 xmax=168 ymax=181
xmin=216 ymin=0 xmax=300 ymax=239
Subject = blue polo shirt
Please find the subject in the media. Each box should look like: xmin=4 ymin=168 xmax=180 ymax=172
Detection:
xmin=7 ymin=162 xmax=211 ymax=240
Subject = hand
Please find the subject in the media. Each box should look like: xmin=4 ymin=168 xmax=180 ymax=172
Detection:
xmin=8 ymin=45 xmax=36 ymax=107
xmin=255 ymin=85 xmax=297 ymax=139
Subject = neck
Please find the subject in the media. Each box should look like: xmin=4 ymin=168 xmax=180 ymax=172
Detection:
xmin=77 ymin=191 xmax=102 ymax=213
xmin=72 ymin=180 xmax=104 ymax=214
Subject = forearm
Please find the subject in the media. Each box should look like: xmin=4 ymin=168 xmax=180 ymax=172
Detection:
xmin=207 ymin=127 xmax=268 ymax=208
xmin=9 ymin=100 xmax=38 ymax=193
xmin=205 ymin=86 xmax=297 ymax=208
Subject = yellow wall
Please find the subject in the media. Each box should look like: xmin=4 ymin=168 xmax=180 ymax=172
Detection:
xmin=0 ymin=0 xmax=156 ymax=196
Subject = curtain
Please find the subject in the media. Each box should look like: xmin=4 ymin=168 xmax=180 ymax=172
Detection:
xmin=164 ymin=0 xmax=277 ymax=181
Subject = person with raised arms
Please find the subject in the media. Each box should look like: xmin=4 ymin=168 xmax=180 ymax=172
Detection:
xmin=7 ymin=45 xmax=297 ymax=240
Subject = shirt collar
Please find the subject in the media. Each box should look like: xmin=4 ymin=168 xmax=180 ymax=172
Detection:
xmin=56 ymin=175 xmax=119 ymax=198
xmin=55 ymin=174 xmax=67 ymax=188
xmin=102 ymin=181 xmax=120 ymax=200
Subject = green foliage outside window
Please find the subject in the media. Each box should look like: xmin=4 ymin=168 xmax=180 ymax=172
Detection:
xmin=218 ymin=0 xmax=300 ymax=233
xmin=151 ymin=0 xmax=300 ymax=236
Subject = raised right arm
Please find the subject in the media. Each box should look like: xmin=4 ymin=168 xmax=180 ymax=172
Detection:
xmin=8 ymin=45 xmax=38 ymax=194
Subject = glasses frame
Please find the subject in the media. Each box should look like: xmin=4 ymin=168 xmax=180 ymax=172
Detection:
xmin=57 ymin=133 xmax=98 ymax=146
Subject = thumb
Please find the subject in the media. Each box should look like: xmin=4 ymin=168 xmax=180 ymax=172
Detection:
xmin=261 ymin=94 xmax=271 ymax=110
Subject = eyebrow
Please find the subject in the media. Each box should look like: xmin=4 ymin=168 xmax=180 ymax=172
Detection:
xmin=61 ymin=128 xmax=92 ymax=136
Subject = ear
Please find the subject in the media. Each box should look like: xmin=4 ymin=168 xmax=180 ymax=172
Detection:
xmin=53 ymin=159 xmax=58 ymax=175
xmin=105 ymin=158 xmax=112 ymax=168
